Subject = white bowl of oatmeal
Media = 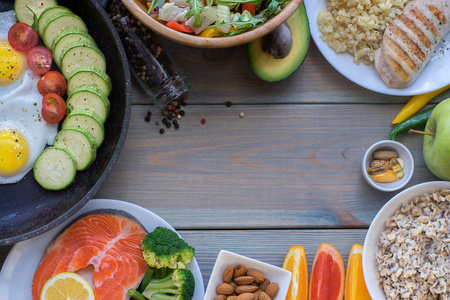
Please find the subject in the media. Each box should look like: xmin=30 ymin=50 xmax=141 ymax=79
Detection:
xmin=363 ymin=181 xmax=450 ymax=300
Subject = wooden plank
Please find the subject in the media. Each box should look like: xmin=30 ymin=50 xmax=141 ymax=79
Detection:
xmin=95 ymin=104 xmax=439 ymax=228
xmin=0 ymin=229 xmax=368 ymax=290
xmin=130 ymin=39 xmax=450 ymax=106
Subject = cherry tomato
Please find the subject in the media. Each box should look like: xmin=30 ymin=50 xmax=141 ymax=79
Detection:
xmin=27 ymin=46 xmax=52 ymax=75
xmin=42 ymin=93 xmax=66 ymax=124
xmin=37 ymin=71 xmax=67 ymax=96
xmin=7 ymin=22 xmax=39 ymax=53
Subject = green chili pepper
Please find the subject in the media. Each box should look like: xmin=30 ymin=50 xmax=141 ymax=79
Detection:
xmin=390 ymin=105 xmax=436 ymax=141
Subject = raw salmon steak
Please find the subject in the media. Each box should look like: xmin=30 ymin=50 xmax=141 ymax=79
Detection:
xmin=32 ymin=211 xmax=148 ymax=300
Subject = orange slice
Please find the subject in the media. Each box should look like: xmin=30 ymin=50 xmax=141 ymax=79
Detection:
xmin=309 ymin=243 xmax=345 ymax=300
xmin=345 ymin=244 xmax=372 ymax=300
xmin=282 ymin=245 xmax=308 ymax=300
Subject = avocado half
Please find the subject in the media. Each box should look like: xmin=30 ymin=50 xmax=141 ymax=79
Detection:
xmin=247 ymin=4 xmax=310 ymax=82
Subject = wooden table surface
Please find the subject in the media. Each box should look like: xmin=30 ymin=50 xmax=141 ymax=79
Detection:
xmin=1 ymin=28 xmax=448 ymax=295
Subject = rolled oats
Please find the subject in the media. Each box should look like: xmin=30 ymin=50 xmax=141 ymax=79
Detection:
xmin=376 ymin=189 xmax=450 ymax=299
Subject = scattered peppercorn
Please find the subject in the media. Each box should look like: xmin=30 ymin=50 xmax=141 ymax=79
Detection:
xmin=144 ymin=115 xmax=151 ymax=122
xmin=172 ymin=119 xmax=178 ymax=125
xmin=239 ymin=112 xmax=245 ymax=118
xmin=167 ymin=114 xmax=173 ymax=121
xmin=162 ymin=118 xmax=168 ymax=124
xmin=159 ymin=128 xmax=165 ymax=134
xmin=201 ymin=119 xmax=206 ymax=124
xmin=226 ymin=101 xmax=232 ymax=107
xmin=179 ymin=110 xmax=185 ymax=116
xmin=174 ymin=123 xmax=180 ymax=129
xmin=155 ymin=121 xmax=160 ymax=126
xmin=166 ymin=122 xmax=172 ymax=128
xmin=147 ymin=111 xmax=152 ymax=116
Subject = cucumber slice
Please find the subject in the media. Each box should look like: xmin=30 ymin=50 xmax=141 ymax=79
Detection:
xmin=66 ymin=86 xmax=110 ymax=123
xmin=67 ymin=66 xmax=112 ymax=97
xmin=14 ymin=0 xmax=57 ymax=26
xmin=37 ymin=6 xmax=73 ymax=36
xmin=60 ymin=41 xmax=106 ymax=79
xmin=54 ymin=127 xmax=97 ymax=171
xmin=33 ymin=147 xmax=76 ymax=190
xmin=62 ymin=109 xmax=105 ymax=148
xmin=42 ymin=12 xmax=88 ymax=48
xmin=52 ymin=29 xmax=96 ymax=67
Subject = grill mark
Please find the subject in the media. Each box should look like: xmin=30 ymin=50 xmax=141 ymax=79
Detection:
xmin=386 ymin=37 xmax=416 ymax=71
xmin=390 ymin=24 xmax=425 ymax=62
xmin=387 ymin=55 xmax=410 ymax=81
xmin=410 ymin=8 xmax=438 ymax=37
xmin=427 ymin=5 xmax=447 ymax=25
xmin=398 ymin=13 xmax=431 ymax=49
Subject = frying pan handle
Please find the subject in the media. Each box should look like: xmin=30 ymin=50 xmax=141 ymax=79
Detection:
xmin=97 ymin=0 xmax=110 ymax=8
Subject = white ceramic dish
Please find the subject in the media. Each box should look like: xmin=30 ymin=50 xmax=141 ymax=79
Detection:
xmin=304 ymin=0 xmax=450 ymax=96
xmin=363 ymin=181 xmax=450 ymax=300
xmin=204 ymin=250 xmax=292 ymax=300
xmin=0 ymin=199 xmax=205 ymax=300
xmin=362 ymin=140 xmax=414 ymax=192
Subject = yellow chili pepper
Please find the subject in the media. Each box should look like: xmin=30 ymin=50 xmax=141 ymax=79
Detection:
xmin=392 ymin=84 xmax=450 ymax=124
xmin=199 ymin=27 xmax=223 ymax=38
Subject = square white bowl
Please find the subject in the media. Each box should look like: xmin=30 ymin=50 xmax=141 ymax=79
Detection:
xmin=362 ymin=140 xmax=414 ymax=192
xmin=204 ymin=250 xmax=292 ymax=300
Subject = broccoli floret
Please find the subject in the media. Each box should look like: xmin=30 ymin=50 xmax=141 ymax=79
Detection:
xmin=142 ymin=269 xmax=195 ymax=300
xmin=142 ymin=227 xmax=195 ymax=269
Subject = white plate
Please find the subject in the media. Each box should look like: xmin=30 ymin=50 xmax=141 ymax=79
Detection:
xmin=304 ymin=0 xmax=450 ymax=96
xmin=362 ymin=181 xmax=450 ymax=299
xmin=0 ymin=199 xmax=205 ymax=300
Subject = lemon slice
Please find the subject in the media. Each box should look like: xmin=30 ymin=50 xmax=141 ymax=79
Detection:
xmin=40 ymin=272 xmax=94 ymax=300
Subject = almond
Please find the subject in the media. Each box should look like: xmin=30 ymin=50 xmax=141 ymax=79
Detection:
xmin=259 ymin=278 xmax=270 ymax=291
xmin=253 ymin=289 xmax=262 ymax=299
xmin=233 ymin=264 xmax=247 ymax=279
xmin=217 ymin=282 xmax=235 ymax=295
xmin=236 ymin=293 xmax=255 ymax=300
xmin=214 ymin=295 xmax=228 ymax=300
xmin=247 ymin=269 xmax=265 ymax=284
xmin=234 ymin=276 xmax=255 ymax=285
xmin=235 ymin=285 xmax=258 ymax=294
xmin=223 ymin=265 xmax=234 ymax=283
xmin=265 ymin=282 xmax=279 ymax=299
xmin=259 ymin=291 xmax=272 ymax=300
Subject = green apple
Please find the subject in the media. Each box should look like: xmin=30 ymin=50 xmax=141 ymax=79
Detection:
xmin=423 ymin=98 xmax=450 ymax=180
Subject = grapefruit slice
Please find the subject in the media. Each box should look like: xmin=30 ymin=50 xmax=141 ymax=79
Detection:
xmin=309 ymin=243 xmax=345 ymax=300
xmin=282 ymin=245 xmax=308 ymax=300
xmin=345 ymin=244 xmax=372 ymax=300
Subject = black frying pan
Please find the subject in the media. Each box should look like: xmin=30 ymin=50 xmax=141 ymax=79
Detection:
xmin=0 ymin=0 xmax=132 ymax=245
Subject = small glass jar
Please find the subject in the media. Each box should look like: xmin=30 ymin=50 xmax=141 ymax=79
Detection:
xmin=107 ymin=1 xmax=189 ymax=110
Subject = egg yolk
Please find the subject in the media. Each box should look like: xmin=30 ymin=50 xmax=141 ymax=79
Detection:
xmin=0 ymin=40 xmax=26 ymax=86
xmin=0 ymin=129 xmax=29 ymax=177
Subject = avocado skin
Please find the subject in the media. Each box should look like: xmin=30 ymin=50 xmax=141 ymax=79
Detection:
xmin=247 ymin=3 xmax=310 ymax=82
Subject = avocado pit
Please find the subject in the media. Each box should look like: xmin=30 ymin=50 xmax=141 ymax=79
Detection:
xmin=262 ymin=22 xmax=293 ymax=59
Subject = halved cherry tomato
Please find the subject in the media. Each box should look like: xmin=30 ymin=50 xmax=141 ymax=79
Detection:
xmin=42 ymin=93 xmax=66 ymax=124
xmin=38 ymin=71 xmax=67 ymax=96
xmin=7 ymin=22 xmax=39 ymax=53
xmin=27 ymin=46 xmax=52 ymax=75
xmin=166 ymin=21 xmax=195 ymax=33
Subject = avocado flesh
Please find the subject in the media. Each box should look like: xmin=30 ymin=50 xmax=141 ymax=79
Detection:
xmin=247 ymin=3 xmax=310 ymax=82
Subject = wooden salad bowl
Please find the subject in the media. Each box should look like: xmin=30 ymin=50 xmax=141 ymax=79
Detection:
xmin=121 ymin=0 xmax=303 ymax=48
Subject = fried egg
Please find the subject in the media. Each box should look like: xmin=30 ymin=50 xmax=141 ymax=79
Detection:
xmin=0 ymin=11 xmax=58 ymax=184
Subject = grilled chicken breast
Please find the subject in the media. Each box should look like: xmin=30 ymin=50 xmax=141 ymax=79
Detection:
xmin=374 ymin=0 xmax=450 ymax=88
